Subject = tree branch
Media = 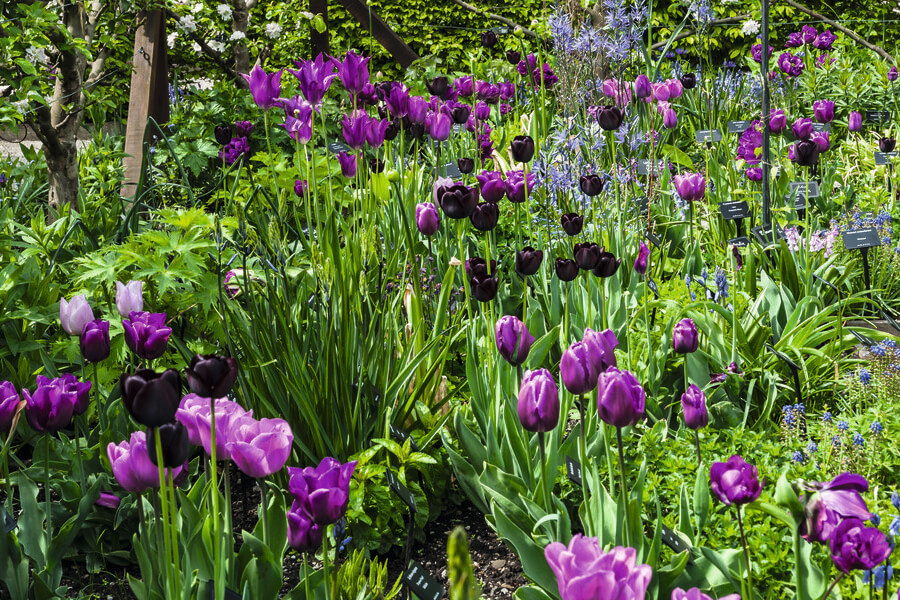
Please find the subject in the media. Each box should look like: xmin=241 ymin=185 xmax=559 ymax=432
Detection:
xmin=781 ymin=0 xmax=894 ymax=64
xmin=169 ymin=13 xmax=243 ymax=85
xmin=446 ymin=0 xmax=540 ymax=39
xmin=650 ymin=15 xmax=749 ymax=50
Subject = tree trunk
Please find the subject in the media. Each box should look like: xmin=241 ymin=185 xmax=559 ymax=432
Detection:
xmin=232 ymin=0 xmax=252 ymax=76
xmin=45 ymin=141 xmax=79 ymax=214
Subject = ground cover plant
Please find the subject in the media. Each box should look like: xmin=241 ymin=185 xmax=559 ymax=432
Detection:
xmin=1 ymin=0 xmax=900 ymax=599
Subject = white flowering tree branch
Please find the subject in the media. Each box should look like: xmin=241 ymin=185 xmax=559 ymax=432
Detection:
xmin=168 ymin=12 xmax=243 ymax=86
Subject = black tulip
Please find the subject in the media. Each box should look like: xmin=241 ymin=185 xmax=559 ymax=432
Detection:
xmin=516 ymin=247 xmax=544 ymax=276
xmin=427 ymin=76 xmax=449 ymax=99
xmin=369 ymin=158 xmax=385 ymax=173
xmin=481 ymin=31 xmax=498 ymax=48
xmin=579 ymin=174 xmax=604 ymax=196
xmin=214 ymin=125 xmax=232 ymax=146
xmin=880 ymin=137 xmax=896 ymax=152
xmin=147 ymin=421 xmax=191 ymax=468
xmin=375 ymin=81 xmax=393 ymax=100
xmin=409 ymin=122 xmax=425 ymax=138
xmin=470 ymin=202 xmax=500 ymax=231
xmin=510 ymin=135 xmax=535 ymax=163
xmin=592 ymin=252 xmax=622 ymax=278
xmin=555 ymin=258 xmax=579 ymax=282
xmin=560 ymin=213 xmax=584 ymax=236
xmin=451 ymin=105 xmax=471 ymax=125
xmin=795 ymin=140 xmax=820 ymax=167
xmin=458 ymin=157 xmax=475 ymax=174
xmin=438 ymin=184 xmax=478 ymax=219
xmin=573 ymin=242 xmax=602 ymax=270
xmin=595 ymin=105 xmax=623 ymax=131
xmin=471 ymin=274 xmax=499 ymax=302
xmin=465 ymin=257 xmax=496 ymax=279
xmin=120 ymin=369 xmax=181 ymax=428
xmin=186 ymin=354 xmax=239 ymax=398
xmin=506 ymin=50 xmax=521 ymax=65
xmin=680 ymin=73 xmax=697 ymax=89
xmin=384 ymin=119 xmax=400 ymax=141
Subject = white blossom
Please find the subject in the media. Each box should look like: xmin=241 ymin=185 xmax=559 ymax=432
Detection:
xmin=25 ymin=46 xmax=48 ymax=63
xmin=209 ymin=40 xmax=226 ymax=53
xmin=191 ymin=42 xmax=201 ymax=53
xmin=741 ymin=19 xmax=760 ymax=36
xmin=229 ymin=31 xmax=246 ymax=42
xmin=264 ymin=22 xmax=281 ymax=39
xmin=217 ymin=4 xmax=233 ymax=20
xmin=167 ymin=32 xmax=178 ymax=47
xmin=177 ymin=15 xmax=197 ymax=33
xmin=191 ymin=3 xmax=204 ymax=14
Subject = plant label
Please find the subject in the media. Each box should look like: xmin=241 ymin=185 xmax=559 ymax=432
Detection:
xmin=728 ymin=236 xmax=751 ymax=248
xmin=3 ymin=510 xmax=15 ymax=533
xmin=452 ymin=124 xmax=463 ymax=133
xmin=751 ymin=223 xmax=786 ymax=245
xmin=647 ymin=277 xmax=660 ymax=298
xmin=874 ymin=151 xmax=900 ymax=165
xmin=842 ymin=228 xmax=881 ymax=250
xmin=765 ymin=344 xmax=800 ymax=370
xmin=881 ymin=309 xmax=900 ymax=333
xmin=328 ymin=141 xmax=352 ymax=154
xmin=490 ymin=26 xmax=510 ymax=34
xmin=645 ymin=230 xmax=662 ymax=248
xmin=789 ymin=181 xmax=819 ymax=198
xmin=849 ymin=328 xmax=875 ymax=346
xmin=727 ymin=120 xmax=752 ymax=133
xmin=636 ymin=159 xmax=664 ymax=175
xmin=812 ymin=274 xmax=839 ymax=295
xmin=565 ymin=456 xmax=583 ymax=486
xmin=718 ymin=201 xmax=750 ymax=221
xmin=696 ymin=129 xmax=722 ymax=143
xmin=390 ymin=424 xmax=419 ymax=451
xmin=866 ymin=110 xmax=890 ymax=123
xmin=811 ymin=122 xmax=830 ymax=133
xmin=632 ymin=195 xmax=649 ymax=214
xmin=404 ymin=560 xmax=446 ymax=600
xmin=385 ymin=468 xmax=418 ymax=513
xmin=432 ymin=163 xmax=462 ymax=180
xmin=660 ymin=524 xmax=692 ymax=557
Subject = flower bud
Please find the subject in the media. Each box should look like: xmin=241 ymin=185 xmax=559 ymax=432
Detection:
xmin=517 ymin=369 xmax=560 ymax=432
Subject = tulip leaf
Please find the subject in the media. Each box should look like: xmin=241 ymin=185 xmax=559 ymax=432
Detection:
xmin=491 ymin=504 xmax=559 ymax=598
xmin=693 ymin=465 xmax=710 ymax=535
xmin=11 ymin=472 xmax=45 ymax=570
xmin=513 ymin=585 xmax=554 ymax=600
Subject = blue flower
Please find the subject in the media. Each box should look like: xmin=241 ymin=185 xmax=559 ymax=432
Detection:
xmin=790 ymin=451 xmax=804 ymax=463
xmin=832 ymin=435 xmax=841 ymax=447
xmin=837 ymin=420 xmax=849 ymax=431
xmin=794 ymin=403 xmax=805 ymax=413
xmin=890 ymin=516 xmax=900 ymax=537
xmin=806 ymin=441 xmax=818 ymax=453
xmin=822 ymin=411 xmax=833 ymax=423
xmin=892 ymin=491 xmax=900 ymax=510
xmin=870 ymin=344 xmax=887 ymax=357
xmin=853 ymin=433 xmax=865 ymax=446
xmin=871 ymin=421 xmax=884 ymax=434
xmin=884 ymin=340 xmax=898 ymax=349
xmin=859 ymin=369 xmax=872 ymax=385
xmin=871 ymin=513 xmax=881 ymax=526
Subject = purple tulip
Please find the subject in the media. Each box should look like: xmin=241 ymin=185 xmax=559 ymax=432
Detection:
xmin=241 ymin=65 xmax=283 ymax=110
xmin=769 ymin=109 xmax=787 ymax=133
xmin=560 ymin=341 xmax=599 ymax=395
xmin=596 ymin=367 xmax=645 ymax=428
xmin=79 ymin=319 xmax=110 ymax=363
xmin=745 ymin=167 xmax=762 ymax=181
xmin=517 ymin=369 xmax=559 ymax=433
xmin=23 ymin=375 xmax=81 ymax=432
xmin=287 ymin=501 xmax=324 ymax=552
xmin=96 ymin=492 xmax=121 ymax=509
xmin=0 ymin=381 xmax=20 ymax=433
xmin=561 ymin=213 xmax=584 ymax=236
xmin=337 ymin=151 xmax=357 ymax=178
xmin=340 ymin=112 xmax=368 ymax=149
xmin=634 ymin=242 xmax=650 ymax=275
xmin=710 ymin=455 xmax=762 ymax=506
xmin=785 ymin=32 xmax=804 ymax=48
xmin=672 ymin=173 xmax=706 ymax=202
xmin=186 ymin=354 xmax=239 ymax=399
xmin=778 ymin=52 xmax=805 ymax=77
xmin=334 ymin=50 xmax=370 ymax=96
xmin=813 ymin=30 xmax=836 ymax=51
xmin=792 ymin=117 xmax=814 ymax=141
xmin=226 ymin=416 xmax=294 ymax=478
xmin=115 ymin=281 xmax=143 ymax=318
xmin=287 ymin=457 xmax=357 ymax=525
xmin=811 ymin=131 xmax=830 ymax=153
xmin=666 ymin=78 xmax=683 ymax=98
xmin=662 ymin=106 xmax=677 ymax=129
xmin=545 ymin=535 xmax=652 ymax=600
xmin=502 ymin=170 xmax=534 ymax=203
xmin=56 ymin=373 xmax=91 ymax=416
xmin=407 ymin=96 xmax=428 ymax=125
xmin=829 ymin=517 xmax=892 ymax=573
xmin=454 ymin=76 xmax=474 ymax=98
xmin=60 ymin=294 xmax=95 ymax=336
xmin=495 ymin=315 xmax=534 ymax=367
xmin=672 ymin=318 xmax=699 ymax=353
xmin=634 ymin=74 xmax=651 ymax=99
xmin=120 ymin=369 xmax=181 ymax=428
xmin=176 ymin=393 xmax=251 ymax=449
xmin=415 ymin=202 xmax=441 ymax=236
xmin=681 ymin=384 xmax=708 ymax=430
xmin=802 ymin=473 xmax=873 ymax=544
xmin=122 ymin=311 xmax=171 ymax=360
xmin=890 ymin=67 xmax=899 ymax=82
xmin=476 ymin=171 xmax=507 ymax=203
xmin=813 ymin=100 xmax=835 ymax=123
xmin=108 ymin=431 xmax=186 ymax=493
xmin=290 ymin=54 xmax=337 ymax=108
xmin=384 ymin=84 xmax=411 ymax=118
xmin=582 ymin=328 xmax=618 ymax=373
xmin=672 ymin=588 xmax=739 ymax=600
xmin=426 ymin=112 xmax=452 ymax=141
xmin=848 ymin=111 xmax=862 ymax=132
xmin=801 ymin=25 xmax=818 ymax=44
xmin=294 ymin=180 xmax=308 ymax=198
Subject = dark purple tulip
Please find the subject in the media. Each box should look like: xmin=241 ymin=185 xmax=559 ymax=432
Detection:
xmin=579 ymin=174 xmax=604 ymax=196
xmin=458 ymin=157 xmax=475 ymax=174
xmin=465 ymin=257 xmax=496 ymax=279
xmin=0 ymin=381 xmax=20 ymax=433
xmin=120 ymin=369 xmax=181 ymax=428
xmin=186 ymin=354 xmax=239 ymax=399
xmin=335 ymin=50 xmax=370 ymax=96
xmin=214 ymin=125 xmax=232 ymax=145
xmin=337 ymin=151 xmax=357 ymax=178
xmin=123 ymin=311 xmax=171 ymax=360
xmin=384 ymin=119 xmax=400 ymax=141
xmin=592 ymin=251 xmax=621 ymax=278
xmin=294 ymin=179 xmax=308 ymax=197
xmin=890 ymin=67 xmax=899 ymax=82
xmin=241 ymin=65 xmax=283 ymax=109
xmin=672 ymin=318 xmax=699 ymax=354
xmin=769 ymin=109 xmax=787 ymax=134
xmin=147 ymin=421 xmax=191 ymax=469
xmin=476 ymin=81 xmax=500 ymax=104
xmin=680 ymin=73 xmax=697 ymax=89
xmin=23 ymin=376 xmax=79 ymax=433
xmin=234 ymin=120 xmax=254 ymax=137
xmin=556 ymin=259 xmax=579 ymax=282
xmin=733 ymin=244 xmax=743 ymax=270
xmin=505 ymin=170 xmax=535 ymax=203
xmin=634 ymin=74 xmax=651 ymax=99
xmin=794 ymin=140 xmax=820 ymax=167
xmin=880 ymin=137 xmax=896 ymax=152
xmin=426 ymin=76 xmax=450 ymax=99
xmin=290 ymin=54 xmax=336 ymax=107
xmin=813 ymin=99 xmax=835 ymax=123
xmin=58 ymin=373 xmax=91 ymax=416
xmin=709 ymin=455 xmax=762 ymax=506
xmin=470 ymin=275 xmax=499 ymax=302
xmin=516 ymin=247 xmax=543 ymax=276
xmin=507 ymin=50 xmax=521 ymax=65
xmin=341 ymin=112 xmax=368 ymax=149
xmin=633 ymin=242 xmax=650 ymax=275
xmin=438 ymin=183 xmax=478 ymax=219
xmin=481 ymin=30 xmax=498 ymax=48
xmin=560 ymin=340 xmax=599 ymax=395
xmin=582 ymin=328 xmax=618 ymax=373
xmin=384 ymin=84 xmax=411 ymax=118
xmin=596 ymin=367 xmax=645 ymax=428
xmin=792 ymin=117 xmax=814 ymax=141
xmin=672 ymin=173 xmax=706 ymax=202
xmin=510 ymin=135 xmax=535 ymax=163
xmin=813 ymin=30 xmax=836 ymax=51
xmin=365 ymin=118 xmax=389 ymax=148
xmin=287 ymin=501 xmax=324 ymax=552
xmin=450 ymin=104 xmax=471 ymax=124
xmin=415 ymin=202 xmax=441 ymax=236
xmin=574 ymin=243 xmax=602 ymax=270
xmin=802 ymin=473 xmax=873 ymax=544
xmin=408 ymin=96 xmax=428 ymax=124
xmin=560 ymin=213 xmax=584 ymax=236
xmin=80 ymin=319 xmax=110 ymax=363
xmin=470 ymin=202 xmax=500 ymax=231
xmin=517 ymin=369 xmax=559 ymax=433
xmin=829 ymin=518 xmax=892 ymax=573
xmin=848 ymin=111 xmax=862 ymax=132
xmin=495 ymin=315 xmax=534 ymax=367
xmin=681 ymin=384 xmax=708 ymax=430
xmin=288 ymin=457 xmax=357 ymax=525
xmin=476 ymin=171 xmax=507 ymax=203
xmin=595 ymin=105 xmax=623 ymax=131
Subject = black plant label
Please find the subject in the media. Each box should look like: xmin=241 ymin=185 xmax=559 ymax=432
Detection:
xmin=404 ymin=560 xmax=445 ymax=600
xmin=386 ymin=468 xmax=418 ymax=513
xmin=842 ymin=228 xmax=880 ymax=250
xmin=565 ymin=456 xmax=582 ymax=486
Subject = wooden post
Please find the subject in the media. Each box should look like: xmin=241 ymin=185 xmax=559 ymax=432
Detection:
xmin=336 ymin=0 xmax=419 ymax=69
xmin=310 ymin=0 xmax=329 ymax=57
xmin=122 ymin=10 xmax=170 ymax=200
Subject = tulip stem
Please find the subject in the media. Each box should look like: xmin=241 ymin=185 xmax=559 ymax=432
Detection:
xmin=577 ymin=395 xmax=592 ymax=533
xmin=303 ymin=552 xmax=312 ymax=600
xmin=167 ymin=469 xmax=181 ymax=584
xmin=259 ymin=478 xmax=269 ymax=546
xmin=44 ymin=440 xmax=52 ymax=557
xmin=694 ymin=430 xmax=702 ymax=466
xmin=538 ymin=432 xmax=552 ymax=517
xmin=821 ymin=572 xmax=844 ymax=600
xmin=154 ymin=428 xmax=174 ymax=599
xmin=615 ymin=427 xmax=628 ymax=548
xmin=208 ymin=396 xmax=222 ymax=600
xmin=735 ymin=507 xmax=753 ymax=600
xmin=93 ymin=362 xmax=105 ymax=433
